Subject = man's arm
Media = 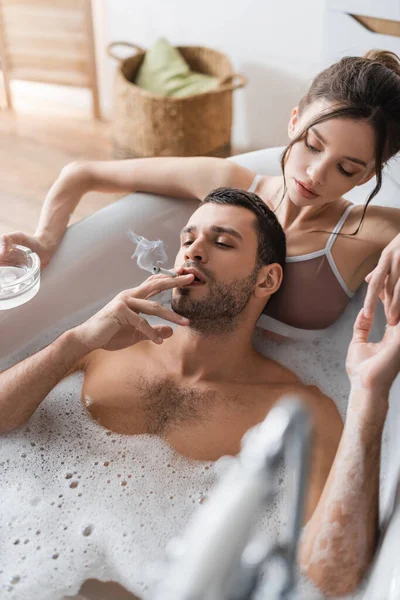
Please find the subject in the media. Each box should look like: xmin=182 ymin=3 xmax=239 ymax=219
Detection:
xmin=0 ymin=272 xmax=193 ymax=435
xmin=0 ymin=330 xmax=89 ymax=434
xmin=299 ymin=385 xmax=386 ymax=597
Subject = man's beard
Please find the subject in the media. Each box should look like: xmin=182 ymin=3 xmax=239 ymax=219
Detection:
xmin=171 ymin=267 xmax=259 ymax=335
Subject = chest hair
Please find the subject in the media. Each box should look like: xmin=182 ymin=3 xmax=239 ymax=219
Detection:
xmin=137 ymin=375 xmax=238 ymax=435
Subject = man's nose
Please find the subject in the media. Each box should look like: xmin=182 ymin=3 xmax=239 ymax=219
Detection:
xmin=184 ymin=239 xmax=207 ymax=262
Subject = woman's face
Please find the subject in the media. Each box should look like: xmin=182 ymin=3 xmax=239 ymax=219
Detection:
xmin=284 ymin=100 xmax=377 ymax=207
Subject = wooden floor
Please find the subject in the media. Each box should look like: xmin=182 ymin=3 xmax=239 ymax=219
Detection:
xmin=0 ymin=107 xmax=118 ymax=236
xmin=0 ymin=102 xmax=251 ymax=238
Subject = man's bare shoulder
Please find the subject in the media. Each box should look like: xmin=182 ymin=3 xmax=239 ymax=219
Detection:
xmin=289 ymin=382 xmax=342 ymax=420
xmin=265 ymin=380 xmax=343 ymax=440
xmin=255 ymin=352 xmax=300 ymax=385
xmin=295 ymin=384 xmax=344 ymax=450
xmin=68 ymin=341 xmax=153 ymax=380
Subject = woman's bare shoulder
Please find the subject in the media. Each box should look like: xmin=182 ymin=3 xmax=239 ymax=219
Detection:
xmin=225 ymin=162 xmax=271 ymax=194
xmin=345 ymin=203 xmax=400 ymax=248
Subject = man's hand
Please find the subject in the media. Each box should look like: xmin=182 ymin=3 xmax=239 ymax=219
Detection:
xmin=346 ymin=307 xmax=400 ymax=396
xmin=72 ymin=272 xmax=194 ymax=352
xmin=0 ymin=232 xmax=55 ymax=268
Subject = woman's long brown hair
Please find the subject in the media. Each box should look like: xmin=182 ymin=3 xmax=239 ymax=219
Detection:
xmin=277 ymin=50 xmax=400 ymax=236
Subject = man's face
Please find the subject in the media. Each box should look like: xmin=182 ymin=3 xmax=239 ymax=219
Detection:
xmin=171 ymin=203 xmax=261 ymax=334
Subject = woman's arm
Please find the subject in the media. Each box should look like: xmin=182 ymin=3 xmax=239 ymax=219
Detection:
xmin=33 ymin=157 xmax=255 ymax=259
xmin=299 ymin=386 xmax=385 ymax=597
xmin=299 ymin=306 xmax=400 ymax=596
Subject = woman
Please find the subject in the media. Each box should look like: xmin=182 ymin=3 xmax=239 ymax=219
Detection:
xmin=2 ymin=49 xmax=400 ymax=338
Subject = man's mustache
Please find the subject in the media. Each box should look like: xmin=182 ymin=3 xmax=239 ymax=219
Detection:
xmin=181 ymin=262 xmax=213 ymax=282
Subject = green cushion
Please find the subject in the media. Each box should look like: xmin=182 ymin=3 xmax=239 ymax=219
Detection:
xmin=135 ymin=37 xmax=219 ymax=98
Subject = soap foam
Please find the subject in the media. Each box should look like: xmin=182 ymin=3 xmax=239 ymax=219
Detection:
xmin=0 ymin=293 xmax=391 ymax=600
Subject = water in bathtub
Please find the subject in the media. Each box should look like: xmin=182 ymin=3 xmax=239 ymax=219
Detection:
xmin=0 ymin=294 xmax=390 ymax=600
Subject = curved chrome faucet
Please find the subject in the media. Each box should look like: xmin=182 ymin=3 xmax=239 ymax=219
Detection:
xmin=152 ymin=396 xmax=313 ymax=600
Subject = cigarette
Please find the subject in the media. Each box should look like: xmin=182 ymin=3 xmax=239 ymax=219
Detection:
xmin=152 ymin=266 xmax=178 ymax=277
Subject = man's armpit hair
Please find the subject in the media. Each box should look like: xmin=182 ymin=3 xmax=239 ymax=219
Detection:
xmin=64 ymin=357 xmax=87 ymax=380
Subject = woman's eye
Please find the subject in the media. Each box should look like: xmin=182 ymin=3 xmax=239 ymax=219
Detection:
xmin=305 ymin=139 xmax=319 ymax=153
xmin=304 ymin=136 xmax=355 ymax=178
xmin=182 ymin=240 xmax=193 ymax=246
xmin=338 ymin=165 xmax=354 ymax=178
xmin=216 ymin=242 xmax=232 ymax=248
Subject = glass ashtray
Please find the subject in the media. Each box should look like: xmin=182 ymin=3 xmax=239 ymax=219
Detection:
xmin=0 ymin=244 xmax=41 ymax=310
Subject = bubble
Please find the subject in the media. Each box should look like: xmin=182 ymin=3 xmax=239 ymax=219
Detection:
xmin=0 ymin=315 xmax=341 ymax=600
xmin=83 ymin=395 xmax=93 ymax=407
xmin=10 ymin=575 xmax=20 ymax=584
xmin=69 ymin=481 xmax=79 ymax=489
xmin=81 ymin=525 xmax=93 ymax=537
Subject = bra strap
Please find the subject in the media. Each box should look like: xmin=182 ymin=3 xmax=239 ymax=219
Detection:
xmin=325 ymin=204 xmax=355 ymax=298
xmin=325 ymin=204 xmax=355 ymax=252
xmin=247 ymin=174 xmax=263 ymax=193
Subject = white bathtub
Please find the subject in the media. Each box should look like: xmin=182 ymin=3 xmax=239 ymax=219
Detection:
xmin=1 ymin=147 xmax=400 ymax=600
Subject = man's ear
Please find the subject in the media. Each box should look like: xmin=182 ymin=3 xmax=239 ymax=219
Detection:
xmin=288 ymin=106 xmax=299 ymax=139
xmin=254 ymin=264 xmax=283 ymax=300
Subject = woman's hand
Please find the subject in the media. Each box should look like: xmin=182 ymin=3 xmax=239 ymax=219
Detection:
xmin=364 ymin=233 xmax=400 ymax=326
xmin=0 ymin=232 xmax=55 ymax=268
xmin=346 ymin=307 xmax=400 ymax=396
xmin=72 ymin=272 xmax=194 ymax=352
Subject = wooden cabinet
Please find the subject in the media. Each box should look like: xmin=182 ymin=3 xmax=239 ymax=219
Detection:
xmin=323 ymin=1 xmax=400 ymax=66
xmin=327 ymin=0 xmax=400 ymax=22
xmin=0 ymin=0 xmax=100 ymax=117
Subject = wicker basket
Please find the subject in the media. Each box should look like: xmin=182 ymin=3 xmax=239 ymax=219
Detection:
xmin=107 ymin=42 xmax=247 ymax=158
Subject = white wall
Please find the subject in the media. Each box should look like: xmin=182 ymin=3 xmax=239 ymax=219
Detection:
xmin=97 ymin=0 xmax=325 ymax=152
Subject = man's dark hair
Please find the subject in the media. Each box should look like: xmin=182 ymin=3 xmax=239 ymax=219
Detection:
xmin=202 ymin=187 xmax=286 ymax=270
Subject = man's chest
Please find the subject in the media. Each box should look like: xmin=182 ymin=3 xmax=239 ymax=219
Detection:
xmin=80 ymin=363 xmax=280 ymax=460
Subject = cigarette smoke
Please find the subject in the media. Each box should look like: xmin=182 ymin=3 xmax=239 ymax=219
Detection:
xmin=127 ymin=231 xmax=168 ymax=274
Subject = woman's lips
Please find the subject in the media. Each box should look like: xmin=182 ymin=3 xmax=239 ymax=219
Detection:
xmin=295 ymin=179 xmax=318 ymax=199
